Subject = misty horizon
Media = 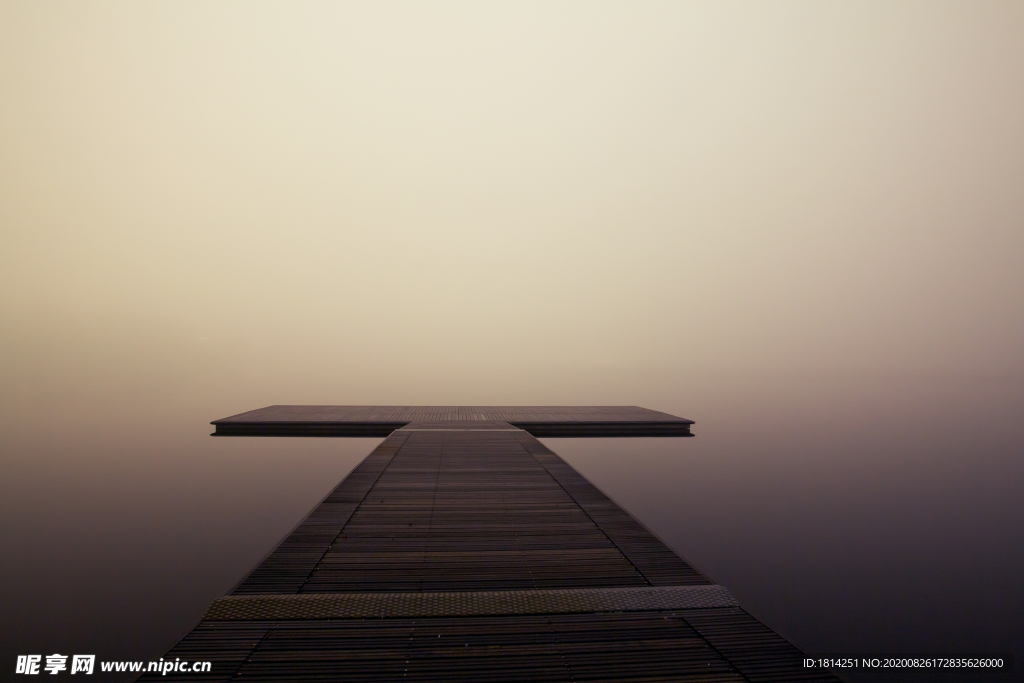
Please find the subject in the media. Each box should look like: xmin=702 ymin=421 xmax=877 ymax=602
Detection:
xmin=2 ymin=2 xmax=1022 ymax=681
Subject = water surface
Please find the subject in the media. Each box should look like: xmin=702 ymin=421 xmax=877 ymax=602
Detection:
xmin=2 ymin=372 xmax=1020 ymax=681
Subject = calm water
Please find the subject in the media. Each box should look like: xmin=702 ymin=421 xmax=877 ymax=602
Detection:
xmin=2 ymin=375 xmax=1021 ymax=681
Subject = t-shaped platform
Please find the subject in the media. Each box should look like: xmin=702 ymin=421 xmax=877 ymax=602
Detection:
xmin=211 ymin=405 xmax=695 ymax=437
xmin=141 ymin=406 xmax=838 ymax=682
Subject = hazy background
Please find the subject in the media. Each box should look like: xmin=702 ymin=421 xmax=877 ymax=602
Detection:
xmin=1 ymin=1 xmax=1022 ymax=680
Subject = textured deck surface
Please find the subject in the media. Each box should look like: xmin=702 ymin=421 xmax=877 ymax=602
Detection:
xmin=211 ymin=405 xmax=694 ymax=437
xmin=142 ymin=414 xmax=837 ymax=682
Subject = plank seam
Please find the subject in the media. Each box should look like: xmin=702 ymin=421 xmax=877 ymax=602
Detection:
xmin=516 ymin=434 xmax=654 ymax=587
xmin=295 ymin=433 xmax=408 ymax=594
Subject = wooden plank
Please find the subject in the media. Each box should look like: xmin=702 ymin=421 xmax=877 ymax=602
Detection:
xmin=233 ymin=433 xmax=409 ymax=594
xmin=204 ymin=586 xmax=738 ymax=620
xmin=139 ymin=412 xmax=839 ymax=681
xmin=140 ymin=614 xmax=747 ymax=682
xmin=210 ymin=406 xmax=694 ymax=437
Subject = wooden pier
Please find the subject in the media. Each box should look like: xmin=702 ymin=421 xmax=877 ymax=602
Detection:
xmin=141 ymin=407 xmax=838 ymax=681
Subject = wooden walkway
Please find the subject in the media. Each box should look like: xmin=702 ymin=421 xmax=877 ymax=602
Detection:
xmin=211 ymin=405 xmax=694 ymax=437
xmin=142 ymin=408 xmax=838 ymax=682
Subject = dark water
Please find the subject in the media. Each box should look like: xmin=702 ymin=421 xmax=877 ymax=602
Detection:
xmin=1 ymin=375 xmax=1021 ymax=682
xmin=550 ymin=378 xmax=1024 ymax=682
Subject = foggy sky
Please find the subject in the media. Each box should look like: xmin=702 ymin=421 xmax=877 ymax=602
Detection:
xmin=2 ymin=1 xmax=1022 ymax=413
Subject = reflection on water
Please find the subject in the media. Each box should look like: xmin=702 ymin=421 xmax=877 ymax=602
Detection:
xmin=1 ymin=377 xmax=1021 ymax=682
